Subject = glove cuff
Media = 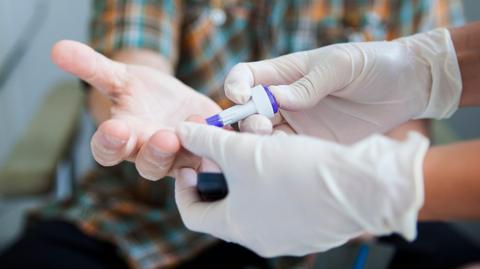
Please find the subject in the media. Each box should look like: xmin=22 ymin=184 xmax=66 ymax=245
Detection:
xmin=332 ymin=133 xmax=430 ymax=240
xmin=391 ymin=132 xmax=430 ymax=241
xmin=405 ymin=28 xmax=462 ymax=119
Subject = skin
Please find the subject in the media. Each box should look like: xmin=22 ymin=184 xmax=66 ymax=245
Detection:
xmin=453 ymin=21 xmax=480 ymax=107
xmin=51 ymin=41 xmax=221 ymax=180
xmin=419 ymin=22 xmax=480 ymax=220
xmin=421 ymin=140 xmax=480 ymax=220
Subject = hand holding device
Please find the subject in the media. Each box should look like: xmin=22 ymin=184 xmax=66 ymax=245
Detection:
xmin=224 ymin=28 xmax=462 ymax=143
xmin=175 ymin=122 xmax=429 ymax=257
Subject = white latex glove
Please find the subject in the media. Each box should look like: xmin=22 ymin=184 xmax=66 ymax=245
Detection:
xmin=225 ymin=28 xmax=462 ymax=143
xmin=175 ymin=122 xmax=429 ymax=257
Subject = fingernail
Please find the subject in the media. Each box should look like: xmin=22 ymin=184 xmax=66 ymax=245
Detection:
xmin=99 ymin=132 xmax=126 ymax=148
xmin=149 ymin=145 xmax=175 ymax=160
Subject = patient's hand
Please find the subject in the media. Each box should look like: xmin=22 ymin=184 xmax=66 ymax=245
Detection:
xmin=51 ymin=40 xmax=221 ymax=180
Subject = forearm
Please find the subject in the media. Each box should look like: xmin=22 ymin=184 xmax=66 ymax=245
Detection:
xmin=87 ymin=49 xmax=172 ymax=123
xmin=451 ymin=22 xmax=480 ymax=107
xmin=419 ymin=139 xmax=480 ymax=220
xmin=416 ymin=24 xmax=480 ymax=218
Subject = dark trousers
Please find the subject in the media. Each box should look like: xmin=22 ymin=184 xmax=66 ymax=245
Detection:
xmin=0 ymin=220 xmax=270 ymax=269
xmin=1 ymin=220 xmax=479 ymax=269
xmin=381 ymin=222 xmax=480 ymax=269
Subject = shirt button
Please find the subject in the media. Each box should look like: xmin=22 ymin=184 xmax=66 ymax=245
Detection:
xmin=209 ymin=8 xmax=226 ymax=26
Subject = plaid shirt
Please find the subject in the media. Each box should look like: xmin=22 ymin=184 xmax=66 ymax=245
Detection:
xmin=32 ymin=1 xmax=464 ymax=268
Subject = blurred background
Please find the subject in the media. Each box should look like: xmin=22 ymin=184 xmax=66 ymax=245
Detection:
xmin=0 ymin=0 xmax=92 ymax=249
xmin=0 ymin=0 xmax=479 ymax=264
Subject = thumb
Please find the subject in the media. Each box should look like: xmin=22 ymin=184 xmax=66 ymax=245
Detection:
xmin=174 ymin=167 xmax=230 ymax=239
xmin=224 ymin=52 xmax=309 ymax=104
xmin=51 ymin=40 xmax=127 ymax=98
xmin=174 ymin=168 xmax=221 ymax=232
xmin=269 ymin=45 xmax=357 ymax=111
xmin=176 ymin=122 xmax=235 ymax=167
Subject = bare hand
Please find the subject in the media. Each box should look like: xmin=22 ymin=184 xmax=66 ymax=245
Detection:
xmin=51 ymin=40 xmax=221 ymax=180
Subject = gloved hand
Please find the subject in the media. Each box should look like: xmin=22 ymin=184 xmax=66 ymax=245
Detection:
xmin=225 ymin=28 xmax=462 ymax=143
xmin=175 ymin=122 xmax=429 ymax=257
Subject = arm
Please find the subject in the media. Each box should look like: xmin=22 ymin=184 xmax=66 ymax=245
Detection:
xmin=383 ymin=0 xmax=465 ymax=141
xmin=418 ymin=23 xmax=480 ymax=220
xmin=415 ymin=23 xmax=480 ymax=220
xmin=387 ymin=23 xmax=480 ymax=220
xmin=420 ymin=139 xmax=480 ymax=220
xmin=452 ymin=21 xmax=480 ymax=107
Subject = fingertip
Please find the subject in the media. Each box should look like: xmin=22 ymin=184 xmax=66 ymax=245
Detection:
xmin=224 ymin=63 xmax=255 ymax=104
xmin=51 ymin=40 xmax=71 ymax=68
xmin=186 ymin=114 xmax=206 ymax=124
xmin=98 ymin=119 xmax=131 ymax=143
xmin=91 ymin=132 xmax=127 ymax=166
xmin=52 ymin=40 xmax=127 ymax=97
xmin=134 ymin=130 xmax=180 ymax=181
xmin=51 ymin=40 xmax=95 ymax=75
xmin=225 ymin=81 xmax=252 ymax=104
xmin=91 ymin=120 xmax=132 ymax=166
xmin=148 ymin=130 xmax=181 ymax=154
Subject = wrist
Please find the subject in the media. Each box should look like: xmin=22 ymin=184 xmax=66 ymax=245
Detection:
xmin=326 ymin=133 xmax=429 ymax=240
xmin=380 ymin=132 xmax=430 ymax=240
xmin=420 ymin=140 xmax=480 ymax=220
xmin=450 ymin=22 xmax=480 ymax=107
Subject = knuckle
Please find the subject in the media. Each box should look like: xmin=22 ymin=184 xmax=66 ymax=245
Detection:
xmin=110 ymin=64 xmax=131 ymax=96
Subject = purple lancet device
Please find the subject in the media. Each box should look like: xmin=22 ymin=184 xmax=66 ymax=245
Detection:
xmin=206 ymin=85 xmax=278 ymax=127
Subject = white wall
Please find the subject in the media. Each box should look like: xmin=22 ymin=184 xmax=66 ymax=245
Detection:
xmin=0 ymin=0 xmax=90 ymax=166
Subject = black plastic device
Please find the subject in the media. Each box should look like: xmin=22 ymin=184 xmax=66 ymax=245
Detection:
xmin=197 ymin=173 xmax=228 ymax=201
